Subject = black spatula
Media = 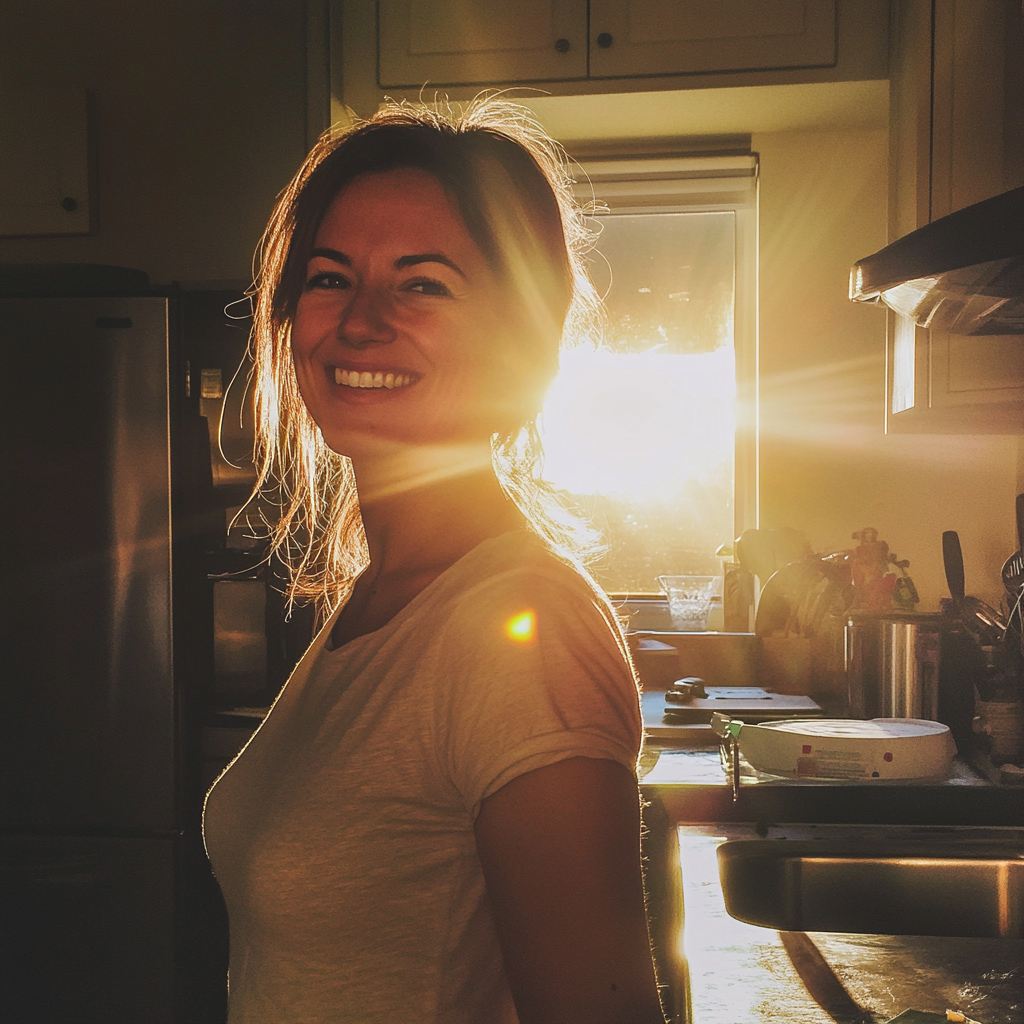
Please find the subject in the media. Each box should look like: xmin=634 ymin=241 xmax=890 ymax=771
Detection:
xmin=945 ymin=529 xmax=1007 ymax=642
xmin=942 ymin=530 xmax=965 ymax=607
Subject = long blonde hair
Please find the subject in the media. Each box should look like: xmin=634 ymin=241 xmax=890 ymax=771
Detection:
xmin=249 ymin=96 xmax=603 ymax=616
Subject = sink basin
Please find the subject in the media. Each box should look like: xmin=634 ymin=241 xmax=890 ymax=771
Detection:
xmin=718 ymin=838 xmax=1024 ymax=937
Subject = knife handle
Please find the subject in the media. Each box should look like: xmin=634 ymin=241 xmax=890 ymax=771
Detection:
xmin=942 ymin=530 xmax=965 ymax=604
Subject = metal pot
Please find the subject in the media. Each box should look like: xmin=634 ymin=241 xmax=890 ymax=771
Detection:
xmin=844 ymin=612 xmax=944 ymax=721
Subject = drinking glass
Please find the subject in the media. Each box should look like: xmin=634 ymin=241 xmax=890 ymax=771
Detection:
xmin=657 ymin=575 xmax=718 ymax=631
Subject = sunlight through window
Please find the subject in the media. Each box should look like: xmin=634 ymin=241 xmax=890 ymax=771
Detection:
xmin=539 ymin=209 xmax=739 ymax=592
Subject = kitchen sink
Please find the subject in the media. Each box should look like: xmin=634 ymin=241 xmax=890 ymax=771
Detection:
xmin=718 ymin=836 xmax=1024 ymax=938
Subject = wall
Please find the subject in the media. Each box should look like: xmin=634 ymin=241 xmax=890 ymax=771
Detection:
xmin=0 ymin=0 xmax=308 ymax=285
xmin=755 ymin=127 xmax=1020 ymax=610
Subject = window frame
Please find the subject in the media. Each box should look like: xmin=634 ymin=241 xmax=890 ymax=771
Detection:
xmin=570 ymin=152 xmax=759 ymax=555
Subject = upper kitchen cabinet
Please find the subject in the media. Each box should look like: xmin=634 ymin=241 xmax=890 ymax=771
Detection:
xmin=588 ymin=0 xmax=836 ymax=79
xmin=336 ymin=0 xmax=888 ymax=118
xmin=379 ymin=0 xmax=836 ymax=87
xmin=880 ymin=0 xmax=1024 ymax=434
xmin=890 ymin=0 xmax=1024 ymax=237
xmin=378 ymin=0 xmax=587 ymax=87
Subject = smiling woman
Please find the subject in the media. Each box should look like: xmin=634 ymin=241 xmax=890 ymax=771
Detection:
xmin=202 ymin=97 xmax=666 ymax=1024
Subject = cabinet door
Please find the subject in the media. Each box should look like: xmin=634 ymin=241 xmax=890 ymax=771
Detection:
xmin=890 ymin=0 xmax=1024 ymax=232
xmin=887 ymin=315 xmax=1024 ymax=434
xmin=589 ymin=0 xmax=836 ymax=79
xmin=378 ymin=0 xmax=586 ymax=87
xmin=930 ymin=0 xmax=1023 ymax=219
xmin=935 ymin=329 xmax=1024 ymax=428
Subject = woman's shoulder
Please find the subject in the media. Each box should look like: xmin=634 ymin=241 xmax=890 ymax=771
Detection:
xmin=429 ymin=530 xmax=643 ymax=791
xmin=440 ymin=529 xmax=609 ymax=614
xmin=425 ymin=529 xmax=629 ymax=665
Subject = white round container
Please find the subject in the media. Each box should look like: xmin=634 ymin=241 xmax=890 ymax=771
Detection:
xmin=737 ymin=718 xmax=956 ymax=780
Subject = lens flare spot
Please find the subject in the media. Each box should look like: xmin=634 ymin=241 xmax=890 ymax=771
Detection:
xmin=505 ymin=610 xmax=536 ymax=644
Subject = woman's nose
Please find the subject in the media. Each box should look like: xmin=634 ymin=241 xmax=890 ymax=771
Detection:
xmin=337 ymin=285 xmax=397 ymax=347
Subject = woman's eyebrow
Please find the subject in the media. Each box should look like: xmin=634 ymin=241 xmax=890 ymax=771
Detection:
xmin=309 ymin=247 xmax=351 ymax=265
xmin=395 ymin=254 xmax=467 ymax=278
xmin=308 ymin=248 xmax=467 ymax=279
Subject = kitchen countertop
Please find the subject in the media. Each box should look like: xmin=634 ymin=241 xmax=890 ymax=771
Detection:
xmin=638 ymin=692 xmax=1024 ymax=827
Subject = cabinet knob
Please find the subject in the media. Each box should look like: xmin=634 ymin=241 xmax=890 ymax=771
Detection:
xmin=554 ymin=37 xmax=571 ymax=54
xmin=60 ymin=197 xmax=78 ymax=212
xmin=596 ymin=32 xmax=613 ymax=49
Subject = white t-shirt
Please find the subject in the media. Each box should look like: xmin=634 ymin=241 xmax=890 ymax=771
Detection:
xmin=203 ymin=529 xmax=643 ymax=1024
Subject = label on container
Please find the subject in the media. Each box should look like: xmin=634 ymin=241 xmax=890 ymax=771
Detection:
xmin=796 ymin=749 xmax=870 ymax=778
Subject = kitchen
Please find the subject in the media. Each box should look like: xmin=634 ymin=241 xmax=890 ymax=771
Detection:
xmin=1 ymin=1 xmax=1022 ymax=1022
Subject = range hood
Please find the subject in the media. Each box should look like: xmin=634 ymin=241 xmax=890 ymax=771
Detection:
xmin=849 ymin=186 xmax=1024 ymax=335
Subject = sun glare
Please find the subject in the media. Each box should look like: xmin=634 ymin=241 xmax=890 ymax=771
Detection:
xmin=531 ymin=208 xmax=739 ymax=590
xmin=504 ymin=610 xmax=537 ymax=643
xmin=538 ymin=346 xmax=736 ymax=502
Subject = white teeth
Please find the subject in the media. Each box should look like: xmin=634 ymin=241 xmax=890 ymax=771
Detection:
xmin=334 ymin=367 xmax=412 ymax=389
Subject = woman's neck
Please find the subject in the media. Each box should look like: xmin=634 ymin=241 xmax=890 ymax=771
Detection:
xmin=351 ymin=441 xmax=526 ymax=584
xmin=328 ymin=443 xmax=525 ymax=648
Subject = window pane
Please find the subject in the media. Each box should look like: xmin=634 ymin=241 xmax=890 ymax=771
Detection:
xmin=539 ymin=211 xmax=736 ymax=592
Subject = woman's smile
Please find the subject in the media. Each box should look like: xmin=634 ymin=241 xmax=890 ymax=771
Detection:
xmin=332 ymin=366 xmax=416 ymax=389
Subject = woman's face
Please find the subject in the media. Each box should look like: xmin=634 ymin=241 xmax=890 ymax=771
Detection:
xmin=291 ymin=168 xmax=516 ymax=459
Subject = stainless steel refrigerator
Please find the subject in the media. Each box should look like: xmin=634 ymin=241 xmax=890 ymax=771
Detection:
xmin=1 ymin=280 xmax=225 ymax=1023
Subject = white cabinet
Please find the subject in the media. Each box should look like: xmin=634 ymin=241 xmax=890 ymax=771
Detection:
xmin=337 ymin=0 xmax=885 ymax=117
xmin=885 ymin=0 xmax=1024 ymax=434
xmin=375 ymin=0 xmax=839 ymax=89
xmin=588 ymin=0 xmax=836 ymax=79
xmin=378 ymin=0 xmax=587 ymax=86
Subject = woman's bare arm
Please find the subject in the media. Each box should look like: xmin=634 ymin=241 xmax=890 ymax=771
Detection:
xmin=474 ymin=756 xmax=666 ymax=1024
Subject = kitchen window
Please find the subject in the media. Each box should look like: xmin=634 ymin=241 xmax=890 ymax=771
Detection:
xmin=538 ymin=154 xmax=758 ymax=592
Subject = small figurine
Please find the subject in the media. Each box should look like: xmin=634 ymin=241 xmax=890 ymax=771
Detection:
xmin=848 ymin=528 xmax=919 ymax=612
xmin=889 ymin=554 xmax=920 ymax=610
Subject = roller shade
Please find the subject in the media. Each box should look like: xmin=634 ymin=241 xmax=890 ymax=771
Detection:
xmin=573 ymin=154 xmax=758 ymax=212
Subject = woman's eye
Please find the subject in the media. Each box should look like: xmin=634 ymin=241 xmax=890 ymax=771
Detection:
xmin=404 ymin=278 xmax=452 ymax=297
xmin=305 ymin=271 xmax=350 ymax=290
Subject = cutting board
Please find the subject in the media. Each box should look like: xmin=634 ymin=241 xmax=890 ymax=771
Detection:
xmin=662 ymin=685 xmax=821 ymax=724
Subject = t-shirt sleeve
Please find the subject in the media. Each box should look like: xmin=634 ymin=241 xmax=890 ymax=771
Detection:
xmin=431 ymin=564 xmax=643 ymax=819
